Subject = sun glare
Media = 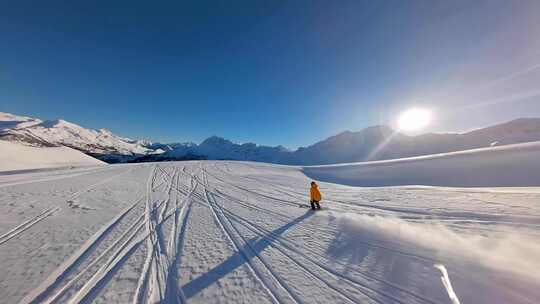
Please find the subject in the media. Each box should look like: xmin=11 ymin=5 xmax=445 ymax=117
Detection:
xmin=398 ymin=108 xmax=432 ymax=131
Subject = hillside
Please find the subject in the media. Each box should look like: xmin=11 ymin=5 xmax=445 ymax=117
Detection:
xmin=303 ymin=141 xmax=540 ymax=187
xmin=2 ymin=112 xmax=540 ymax=165
xmin=0 ymin=112 xmax=162 ymax=162
xmin=157 ymin=118 xmax=540 ymax=164
xmin=0 ymin=140 xmax=105 ymax=172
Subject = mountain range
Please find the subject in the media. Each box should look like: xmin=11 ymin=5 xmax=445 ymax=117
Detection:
xmin=2 ymin=112 xmax=540 ymax=165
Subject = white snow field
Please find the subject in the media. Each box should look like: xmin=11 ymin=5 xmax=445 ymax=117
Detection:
xmin=304 ymin=141 xmax=540 ymax=187
xmin=0 ymin=161 xmax=539 ymax=303
xmin=0 ymin=140 xmax=105 ymax=172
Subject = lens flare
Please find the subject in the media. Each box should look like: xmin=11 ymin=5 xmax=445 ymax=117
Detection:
xmin=398 ymin=108 xmax=432 ymax=131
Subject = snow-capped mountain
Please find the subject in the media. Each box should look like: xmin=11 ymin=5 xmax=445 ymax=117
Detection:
xmin=288 ymin=126 xmax=396 ymax=165
xmin=137 ymin=136 xmax=290 ymax=163
xmin=463 ymin=118 xmax=540 ymax=145
xmin=158 ymin=118 xmax=540 ymax=165
xmin=282 ymin=118 xmax=540 ymax=165
xmin=2 ymin=112 xmax=540 ymax=165
xmin=0 ymin=112 xmax=161 ymax=162
xmin=194 ymin=136 xmax=289 ymax=162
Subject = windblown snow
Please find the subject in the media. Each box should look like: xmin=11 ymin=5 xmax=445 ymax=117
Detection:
xmin=0 ymin=140 xmax=105 ymax=171
xmin=0 ymin=154 xmax=539 ymax=303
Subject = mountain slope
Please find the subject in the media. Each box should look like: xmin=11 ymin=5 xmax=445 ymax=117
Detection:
xmin=159 ymin=118 xmax=540 ymax=165
xmin=464 ymin=117 xmax=540 ymax=145
xmin=2 ymin=112 xmax=540 ymax=165
xmin=303 ymin=141 xmax=540 ymax=187
xmin=0 ymin=112 xmax=43 ymax=130
xmin=0 ymin=139 xmax=105 ymax=171
xmin=0 ymin=112 xmax=161 ymax=162
xmin=288 ymin=126 xmax=398 ymax=165
xmin=285 ymin=118 xmax=540 ymax=165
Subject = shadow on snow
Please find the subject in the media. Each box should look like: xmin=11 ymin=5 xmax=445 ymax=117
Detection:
xmin=182 ymin=210 xmax=314 ymax=299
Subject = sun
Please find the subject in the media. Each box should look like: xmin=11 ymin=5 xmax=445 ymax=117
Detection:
xmin=398 ymin=108 xmax=432 ymax=131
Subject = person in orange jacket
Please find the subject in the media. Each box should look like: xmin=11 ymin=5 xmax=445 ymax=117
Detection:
xmin=310 ymin=181 xmax=322 ymax=210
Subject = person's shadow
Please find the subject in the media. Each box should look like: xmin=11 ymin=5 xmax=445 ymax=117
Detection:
xmin=182 ymin=210 xmax=314 ymax=299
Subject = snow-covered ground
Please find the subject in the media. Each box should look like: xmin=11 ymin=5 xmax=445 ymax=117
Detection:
xmin=0 ymin=161 xmax=539 ymax=303
xmin=0 ymin=140 xmax=105 ymax=172
xmin=304 ymin=141 xmax=540 ymax=187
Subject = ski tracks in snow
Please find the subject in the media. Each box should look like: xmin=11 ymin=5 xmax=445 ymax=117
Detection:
xmin=132 ymin=165 xmax=198 ymax=304
xmin=200 ymin=166 xmax=437 ymax=304
xmin=202 ymin=166 xmax=381 ymax=304
xmin=20 ymin=164 xmax=199 ymax=304
xmin=200 ymin=168 xmax=294 ymax=304
xmin=0 ymin=166 xmax=134 ymax=248
xmin=0 ymin=205 xmax=60 ymax=245
xmin=10 ymin=161 xmax=537 ymax=303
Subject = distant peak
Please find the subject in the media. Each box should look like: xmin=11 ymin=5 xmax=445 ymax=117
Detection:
xmin=201 ymin=136 xmax=232 ymax=145
xmin=38 ymin=119 xmax=63 ymax=128
xmin=335 ymin=130 xmax=353 ymax=136
xmin=363 ymin=125 xmax=393 ymax=132
xmin=0 ymin=112 xmax=43 ymax=130
xmin=465 ymin=117 xmax=540 ymax=135
xmin=37 ymin=119 xmax=85 ymax=131
xmin=99 ymin=128 xmax=113 ymax=135
xmin=506 ymin=117 xmax=540 ymax=123
xmin=0 ymin=112 xmax=36 ymax=122
xmin=334 ymin=125 xmax=393 ymax=138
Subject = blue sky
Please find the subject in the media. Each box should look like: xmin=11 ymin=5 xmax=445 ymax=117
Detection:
xmin=1 ymin=0 xmax=539 ymax=148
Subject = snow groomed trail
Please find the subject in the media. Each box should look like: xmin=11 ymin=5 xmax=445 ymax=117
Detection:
xmin=0 ymin=162 xmax=539 ymax=303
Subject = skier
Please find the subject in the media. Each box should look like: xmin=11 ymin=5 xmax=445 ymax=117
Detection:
xmin=310 ymin=181 xmax=322 ymax=210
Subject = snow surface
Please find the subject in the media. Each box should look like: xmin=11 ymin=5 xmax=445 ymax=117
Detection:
xmin=304 ymin=141 xmax=540 ymax=187
xmin=19 ymin=119 xmax=153 ymax=154
xmin=0 ymin=161 xmax=538 ymax=303
xmin=0 ymin=140 xmax=105 ymax=172
xmin=0 ymin=112 xmax=43 ymax=130
xmin=0 ymin=112 xmax=157 ymax=158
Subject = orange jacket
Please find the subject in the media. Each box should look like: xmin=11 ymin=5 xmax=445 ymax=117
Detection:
xmin=310 ymin=185 xmax=322 ymax=201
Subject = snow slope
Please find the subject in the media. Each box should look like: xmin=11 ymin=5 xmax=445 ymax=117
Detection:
xmin=0 ymin=112 xmax=43 ymax=130
xmin=0 ymin=161 xmax=538 ymax=304
xmin=0 ymin=140 xmax=105 ymax=172
xmin=0 ymin=112 xmax=159 ymax=161
xmin=288 ymin=118 xmax=540 ymax=165
xmin=304 ymin=141 xmax=540 ymax=187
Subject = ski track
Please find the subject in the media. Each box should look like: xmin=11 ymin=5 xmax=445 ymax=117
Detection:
xmin=0 ymin=206 xmax=60 ymax=246
xmin=199 ymin=168 xmax=288 ymax=304
xmin=0 ymin=166 xmax=115 ymax=189
xmin=222 ymin=208 xmax=436 ymax=304
xmin=2 ymin=161 xmax=539 ymax=304
xmin=20 ymin=166 xmax=161 ymax=304
xmin=211 ymin=163 xmax=540 ymax=229
xmin=204 ymin=167 xmax=429 ymax=304
xmin=0 ymin=166 xmax=135 ymax=247
xmin=203 ymin=165 xmax=408 ymax=304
